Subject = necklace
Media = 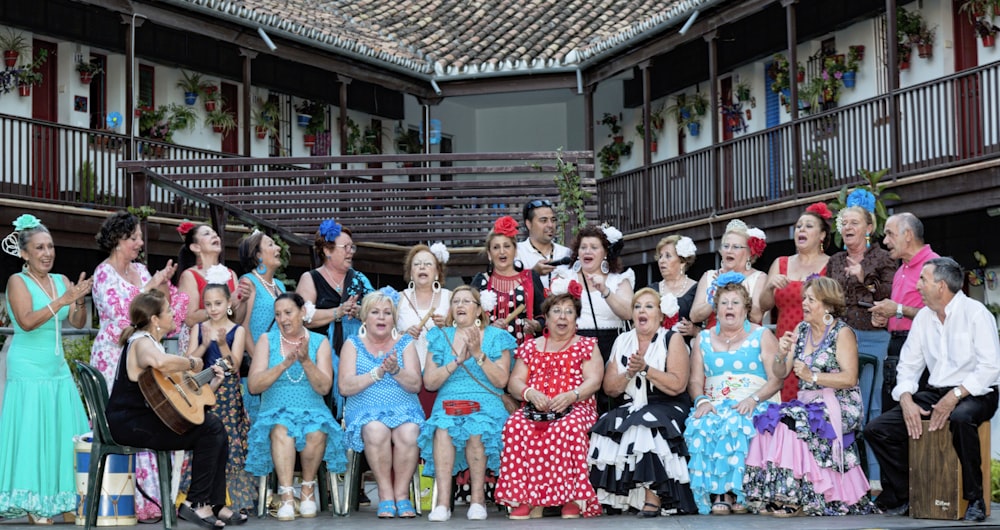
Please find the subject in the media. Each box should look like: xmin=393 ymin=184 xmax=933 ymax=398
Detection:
xmin=718 ymin=328 xmax=744 ymax=348
xmin=25 ymin=269 xmax=62 ymax=356
xmin=24 ymin=268 xmax=56 ymax=301
xmin=528 ymin=240 xmax=553 ymax=260
xmin=320 ymin=266 xmax=344 ymax=292
xmin=365 ymin=336 xmax=395 ymax=358
xmin=405 ymin=287 xmax=438 ymax=314
xmin=253 ymin=270 xmax=280 ymax=298
xmin=660 ymin=276 xmax=690 ymax=296
xmin=279 ymin=332 xmax=307 ymax=383
xmin=807 ymin=323 xmax=833 ymax=349
xmin=542 ymin=334 xmax=574 ymax=353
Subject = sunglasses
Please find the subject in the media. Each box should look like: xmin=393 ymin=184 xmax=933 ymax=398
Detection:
xmin=525 ymin=199 xmax=553 ymax=211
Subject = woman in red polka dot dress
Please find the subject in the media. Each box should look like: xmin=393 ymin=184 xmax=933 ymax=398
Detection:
xmin=759 ymin=203 xmax=831 ymax=401
xmin=495 ymin=292 xmax=605 ymax=519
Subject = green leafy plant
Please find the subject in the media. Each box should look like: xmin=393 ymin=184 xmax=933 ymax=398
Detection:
xmin=295 ymin=100 xmax=327 ymax=135
xmin=75 ymin=60 xmax=103 ymax=75
xmin=991 ymin=459 xmax=1000 ymax=502
xmin=596 ymin=113 xmax=632 ymax=177
xmin=846 ymin=45 xmax=865 ymax=72
xmin=553 ymin=149 xmax=591 ymax=236
xmin=127 ymin=205 xmax=156 ymax=220
xmin=176 ymin=70 xmax=204 ymax=95
xmin=959 ymin=0 xmax=990 ymax=23
xmin=252 ymin=99 xmax=280 ymax=138
xmin=828 ymin=168 xmax=901 ymax=247
xmin=79 ymin=161 xmax=97 ymax=203
xmin=205 ymin=107 xmax=237 ymax=134
xmin=0 ymin=28 xmax=28 ymax=57
xmin=801 ymin=147 xmax=835 ymax=190
xmin=15 ymin=49 xmax=48 ymax=87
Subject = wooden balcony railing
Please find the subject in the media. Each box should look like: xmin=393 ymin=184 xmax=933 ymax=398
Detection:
xmin=599 ymin=59 xmax=1000 ymax=233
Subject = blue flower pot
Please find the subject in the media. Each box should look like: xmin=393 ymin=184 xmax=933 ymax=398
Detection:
xmin=297 ymin=114 xmax=311 ymax=128
xmin=843 ymin=71 xmax=856 ymax=88
xmin=183 ymin=91 xmax=197 ymax=105
xmin=687 ymin=122 xmax=700 ymax=137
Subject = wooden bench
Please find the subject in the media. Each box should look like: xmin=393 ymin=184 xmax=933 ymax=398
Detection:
xmin=908 ymin=420 xmax=991 ymax=520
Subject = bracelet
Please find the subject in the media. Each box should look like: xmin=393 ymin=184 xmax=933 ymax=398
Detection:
xmin=187 ymin=357 xmax=196 ymax=371
xmin=389 ymin=365 xmax=401 ymax=376
xmin=303 ymin=301 xmax=317 ymax=324
xmin=750 ymin=394 xmax=760 ymax=403
xmin=46 ymin=303 xmax=56 ymax=317
xmin=369 ymin=367 xmax=382 ymax=383
xmin=522 ymin=386 xmax=535 ymax=401
xmin=572 ymin=388 xmax=581 ymax=401
xmin=694 ymin=396 xmax=710 ymax=407
xmin=75 ymin=300 xmax=86 ymax=306
xmin=601 ymin=289 xmax=611 ymax=298
xmin=812 ymin=371 xmax=818 ymax=384
xmin=773 ymin=354 xmax=786 ymax=364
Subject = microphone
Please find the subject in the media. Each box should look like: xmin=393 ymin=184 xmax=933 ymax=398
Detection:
xmin=549 ymin=256 xmax=573 ymax=266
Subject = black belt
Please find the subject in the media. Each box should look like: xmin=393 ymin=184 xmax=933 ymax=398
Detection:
xmin=890 ymin=330 xmax=909 ymax=339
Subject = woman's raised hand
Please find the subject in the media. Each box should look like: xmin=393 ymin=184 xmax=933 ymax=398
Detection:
xmin=381 ymin=351 xmax=400 ymax=374
xmin=60 ymin=272 xmax=93 ymax=306
xmin=778 ymin=331 xmax=795 ymax=356
xmin=149 ymin=260 xmax=177 ymax=289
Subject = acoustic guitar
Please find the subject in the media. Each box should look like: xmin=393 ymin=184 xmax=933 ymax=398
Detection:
xmin=138 ymin=357 xmax=232 ymax=435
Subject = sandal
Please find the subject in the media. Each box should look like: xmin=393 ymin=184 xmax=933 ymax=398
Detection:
xmin=773 ymin=505 xmax=804 ymax=518
xmin=710 ymin=494 xmax=732 ymax=515
xmin=730 ymin=502 xmax=748 ymax=514
xmin=637 ymin=502 xmax=661 ymax=518
xmin=27 ymin=514 xmax=54 ymax=525
xmin=178 ymin=503 xmax=226 ymax=528
xmin=213 ymin=506 xmax=248 ymax=526
xmin=758 ymin=502 xmax=780 ymax=515
xmin=396 ymin=499 xmax=417 ymax=518
xmin=377 ymin=500 xmax=397 ymax=519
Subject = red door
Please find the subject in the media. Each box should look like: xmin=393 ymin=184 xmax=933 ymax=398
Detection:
xmin=31 ymin=39 xmax=58 ymax=199
xmin=221 ymin=82 xmax=239 ymax=155
xmin=952 ymin=0 xmax=983 ymax=159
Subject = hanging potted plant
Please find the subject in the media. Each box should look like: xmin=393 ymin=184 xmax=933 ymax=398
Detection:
xmin=768 ymin=53 xmax=791 ymax=96
xmin=201 ymin=84 xmax=219 ymax=112
xmin=975 ymin=18 xmax=1000 ymax=47
xmin=913 ymin=23 xmax=936 ymax=58
xmin=205 ymin=107 xmax=237 ymax=134
xmin=14 ymin=49 xmax=47 ymax=97
xmin=684 ymin=91 xmax=708 ymax=137
xmin=843 ymin=45 xmax=863 ymax=88
xmin=597 ymin=112 xmax=632 ymax=176
xmin=176 ymin=70 xmax=204 ymax=106
xmin=296 ymin=100 xmax=326 ymax=149
xmin=252 ymin=99 xmax=279 ymax=139
xmin=897 ymin=38 xmax=913 ymax=70
xmin=75 ymin=60 xmax=103 ymax=84
xmin=634 ymin=103 xmax=666 ymax=153
xmin=0 ymin=29 xmax=27 ymax=69
xmin=295 ymin=99 xmax=323 ymax=130
xmin=598 ymin=112 xmax=624 ymax=143
xmin=959 ymin=0 xmax=989 ymax=22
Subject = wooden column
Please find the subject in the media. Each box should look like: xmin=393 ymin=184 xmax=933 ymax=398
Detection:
xmin=782 ymin=0 xmax=802 ymax=195
xmin=240 ymin=48 xmax=257 ymax=157
xmin=641 ymin=61 xmax=652 ymax=166
xmin=121 ymin=14 xmax=144 ymax=160
xmin=705 ymin=30 xmax=720 ymax=211
xmin=338 ymin=75 xmax=351 ymax=170
xmin=886 ymin=0 xmax=901 ymax=178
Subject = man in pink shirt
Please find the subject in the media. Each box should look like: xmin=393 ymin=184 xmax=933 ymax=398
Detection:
xmin=871 ymin=212 xmax=939 ymax=411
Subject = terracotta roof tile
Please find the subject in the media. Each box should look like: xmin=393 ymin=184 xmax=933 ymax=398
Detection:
xmin=172 ymin=0 xmax=708 ymax=78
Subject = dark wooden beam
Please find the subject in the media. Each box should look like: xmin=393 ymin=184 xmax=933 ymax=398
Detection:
xmin=436 ymin=72 xmax=578 ymax=97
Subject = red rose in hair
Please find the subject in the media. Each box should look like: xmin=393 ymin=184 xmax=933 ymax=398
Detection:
xmin=805 ymin=202 xmax=833 ymax=220
xmin=177 ymin=221 xmax=197 ymax=237
xmin=567 ymin=280 xmax=583 ymax=299
xmin=493 ymin=216 xmax=519 ymax=238
xmin=748 ymin=236 xmax=766 ymax=258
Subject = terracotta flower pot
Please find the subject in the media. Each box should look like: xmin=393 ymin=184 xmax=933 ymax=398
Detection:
xmin=18 ymin=84 xmax=30 ymax=97
xmin=917 ymin=43 xmax=933 ymax=58
xmin=984 ymin=35 xmax=997 ymax=48
xmin=303 ymin=133 xmax=316 ymax=149
xmin=650 ymin=140 xmax=658 ymax=154
xmin=255 ymin=126 xmax=267 ymax=139
xmin=613 ymin=135 xmax=623 ymax=144
xmin=79 ymin=72 xmax=93 ymax=84
xmin=899 ymin=60 xmax=910 ymax=71
xmin=3 ymin=50 xmax=18 ymax=68
xmin=796 ymin=70 xmax=805 ymax=83
xmin=212 ymin=125 xmax=224 ymax=133
xmin=204 ymin=101 xmax=217 ymax=112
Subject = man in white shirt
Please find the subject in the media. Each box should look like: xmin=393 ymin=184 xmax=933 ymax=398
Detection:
xmin=516 ymin=199 xmax=570 ymax=288
xmin=864 ymin=257 xmax=1000 ymax=522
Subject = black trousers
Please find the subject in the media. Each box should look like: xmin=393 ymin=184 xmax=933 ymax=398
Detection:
xmin=577 ymin=328 xmax=623 ymax=415
xmin=864 ymin=386 xmax=998 ymax=507
xmin=109 ymin=411 xmax=228 ymax=506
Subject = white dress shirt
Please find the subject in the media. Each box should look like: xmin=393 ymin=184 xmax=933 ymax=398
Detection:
xmin=516 ymin=239 xmax=570 ymax=288
xmin=892 ymin=290 xmax=1000 ymax=400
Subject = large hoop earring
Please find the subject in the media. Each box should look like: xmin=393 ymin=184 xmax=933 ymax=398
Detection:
xmin=432 ymin=280 xmax=442 ymax=293
xmin=514 ymin=259 xmax=524 ymax=272
xmin=572 ymin=260 xmax=582 ymax=273
xmin=407 ymin=280 xmax=415 ymax=290
xmin=600 ymin=259 xmax=610 ymax=274
xmin=256 ymin=258 xmax=267 ymax=275
xmin=486 ymin=261 xmax=494 ymax=275
xmin=823 ymin=311 xmax=834 ymax=326
xmin=391 ymin=328 xmax=399 ymax=340
xmin=227 ymin=306 xmax=233 ymax=316
xmin=475 ymin=318 xmax=482 ymax=328
xmin=746 ymin=259 xmax=752 ymax=270
xmin=358 ymin=323 xmax=368 ymax=338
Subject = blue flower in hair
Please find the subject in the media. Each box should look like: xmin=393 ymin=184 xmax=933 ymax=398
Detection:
xmin=379 ymin=286 xmax=400 ymax=306
xmin=715 ymin=271 xmax=746 ymax=288
xmin=319 ymin=219 xmax=342 ymax=242
xmin=13 ymin=214 xmax=41 ymax=231
xmin=845 ymin=189 xmax=876 ymax=213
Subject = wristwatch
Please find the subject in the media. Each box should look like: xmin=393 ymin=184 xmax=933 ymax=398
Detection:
xmin=953 ymin=387 xmax=963 ymax=400
xmin=896 ymin=303 xmax=904 ymax=320
xmin=751 ymin=394 xmax=760 ymax=403
xmin=476 ymin=355 xmax=485 ymax=366
xmin=638 ymin=365 xmax=648 ymax=378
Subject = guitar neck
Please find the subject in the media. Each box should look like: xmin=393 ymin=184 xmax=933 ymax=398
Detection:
xmin=191 ymin=366 xmax=217 ymax=386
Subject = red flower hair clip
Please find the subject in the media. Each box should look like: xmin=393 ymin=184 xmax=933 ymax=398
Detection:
xmin=805 ymin=202 xmax=833 ymax=220
xmin=493 ymin=216 xmax=519 ymax=238
xmin=177 ymin=221 xmax=197 ymax=237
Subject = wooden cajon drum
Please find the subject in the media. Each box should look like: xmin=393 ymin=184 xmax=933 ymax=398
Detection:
xmin=908 ymin=420 xmax=991 ymax=520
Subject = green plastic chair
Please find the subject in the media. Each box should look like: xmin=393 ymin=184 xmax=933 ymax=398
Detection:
xmin=74 ymin=360 xmax=174 ymax=530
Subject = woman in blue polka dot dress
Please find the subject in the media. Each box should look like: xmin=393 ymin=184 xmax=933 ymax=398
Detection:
xmin=683 ymin=273 xmax=786 ymax=515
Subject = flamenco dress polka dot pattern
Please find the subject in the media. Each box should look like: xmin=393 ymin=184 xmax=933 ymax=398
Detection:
xmin=494 ymin=337 xmax=601 ymax=517
xmin=684 ymin=326 xmax=770 ymax=514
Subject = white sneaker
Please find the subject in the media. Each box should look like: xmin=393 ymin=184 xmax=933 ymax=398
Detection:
xmin=428 ymin=505 xmax=451 ymax=522
xmin=276 ymin=501 xmax=296 ymax=521
xmin=467 ymin=503 xmax=488 ymax=520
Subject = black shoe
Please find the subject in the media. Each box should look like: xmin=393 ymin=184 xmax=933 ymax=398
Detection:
xmin=358 ymin=490 xmax=371 ymax=506
xmin=964 ymin=498 xmax=987 ymax=522
xmin=883 ymin=502 xmax=909 ymax=516
xmin=637 ymin=502 xmax=660 ymax=518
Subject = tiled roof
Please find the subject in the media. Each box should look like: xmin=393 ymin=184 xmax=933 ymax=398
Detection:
xmin=171 ymin=0 xmax=709 ymax=79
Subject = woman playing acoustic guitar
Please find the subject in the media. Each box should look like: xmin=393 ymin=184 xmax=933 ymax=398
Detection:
xmin=106 ymin=290 xmax=246 ymax=528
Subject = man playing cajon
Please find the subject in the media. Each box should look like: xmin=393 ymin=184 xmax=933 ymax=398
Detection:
xmin=865 ymin=257 xmax=1000 ymax=522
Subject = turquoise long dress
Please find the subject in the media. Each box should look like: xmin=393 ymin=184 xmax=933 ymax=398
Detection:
xmin=0 ymin=273 xmax=89 ymax=517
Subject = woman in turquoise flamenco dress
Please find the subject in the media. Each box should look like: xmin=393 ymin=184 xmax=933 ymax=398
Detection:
xmin=0 ymin=215 xmax=92 ymax=524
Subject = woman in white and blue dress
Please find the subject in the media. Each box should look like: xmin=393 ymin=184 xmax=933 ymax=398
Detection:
xmin=339 ymin=289 xmax=424 ymax=519
xmin=684 ymin=273 xmax=786 ymax=515
xmin=589 ymin=287 xmax=697 ymax=517
xmin=419 ymin=286 xmax=516 ymax=521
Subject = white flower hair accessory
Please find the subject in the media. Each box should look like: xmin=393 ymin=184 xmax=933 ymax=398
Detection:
xmin=479 ymin=290 xmax=498 ymax=312
xmin=205 ymin=264 xmax=231 ymax=285
xmin=550 ymin=277 xmax=570 ymax=296
xmin=746 ymin=227 xmax=766 ymax=241
xmin=429 ymin=242 xmax=450 ymax=264
xmin=601 ymin=224 xmax=623 ymax=245
xmin=660 ymin=292 xmax=679 ymax=317
xmin=675 ymin=236 xmax=697 ymax=258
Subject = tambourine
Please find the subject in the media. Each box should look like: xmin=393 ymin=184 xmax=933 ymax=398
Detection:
xmin=443 ymin=400 xmax=481 ymax=416
xmin=523 ymin=402 xmax=572 ymax=422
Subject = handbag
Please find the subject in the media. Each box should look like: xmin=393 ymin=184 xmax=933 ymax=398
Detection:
xmin=442 ymin=330 xmax=520 ymax=414
xmin=523 ymin=401 xmax=572 ymax=422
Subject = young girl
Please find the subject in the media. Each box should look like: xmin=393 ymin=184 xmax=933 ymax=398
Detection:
xmin=185 ymin=283 xmax=256 ymax=517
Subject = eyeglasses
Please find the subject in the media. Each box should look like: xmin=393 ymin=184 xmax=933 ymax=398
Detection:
xmin=721 ymin=244 xmax=747 ymax=251
xmin=549 ymin=307 xmax=576 ymax=316
xmin=525 ymin=199 xmax=553 ymax=211
xmin=412 ymin=261 xmax=435 ymax=268
xmin=334 ymin=244 xmax=357 ymax=253
xmin=451 ymin=299 xmax=480 ymax=306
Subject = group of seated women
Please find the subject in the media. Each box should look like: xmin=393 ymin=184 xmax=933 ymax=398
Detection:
xmin=0 ymin=205 xmax=890 ymax=525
